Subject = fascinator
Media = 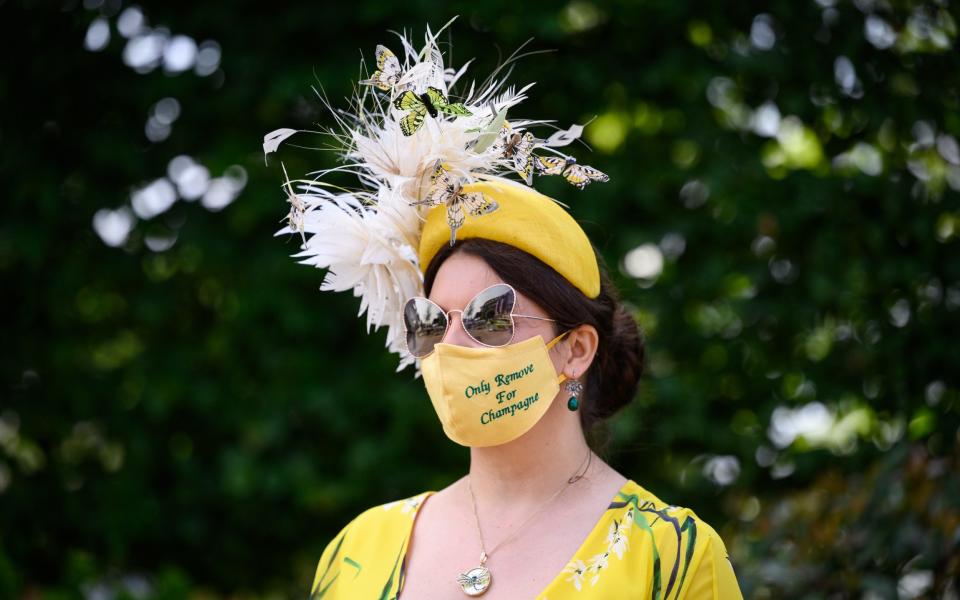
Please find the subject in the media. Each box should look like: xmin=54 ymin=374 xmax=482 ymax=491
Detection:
xmin=265 ymin=18 xmax=609 ymax=373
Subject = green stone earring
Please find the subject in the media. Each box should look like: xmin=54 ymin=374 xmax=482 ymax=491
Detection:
xmin=565 ymin=377 xmax=583 ymax=411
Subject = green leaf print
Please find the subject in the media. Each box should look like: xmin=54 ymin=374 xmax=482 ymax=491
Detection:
xmin=377 ymin=540 xmax=405 ymax=600
xmin=610 ymin=495 xmax=663 ymax=600
xmin=311 ymin=530 xmax=348 ymax=599
xmin=343 ymin=556 xmax=363 ymax=579
xmin=674 ymin=517 xmax=698 ymax=598
xmin=310 ymin=573 xmax=340 ymax=600
xmin=611 ymin=493 xmax=700 ymax=600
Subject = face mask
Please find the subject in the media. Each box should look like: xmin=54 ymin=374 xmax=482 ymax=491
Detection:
xmin=419 ymin=333 xmax=568 ymax=447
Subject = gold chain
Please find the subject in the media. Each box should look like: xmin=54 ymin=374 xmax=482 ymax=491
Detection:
xmin=467 ymin=448 xmax=593 ymax=565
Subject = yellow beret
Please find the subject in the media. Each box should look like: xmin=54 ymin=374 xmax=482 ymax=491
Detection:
xmin=417 ymin=179 xmax=601 ymax=298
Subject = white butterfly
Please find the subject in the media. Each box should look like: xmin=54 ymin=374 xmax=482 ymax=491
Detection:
xmin=489 ymin=123 xmax=538 ymax=185
xmin=411 ymin=162 xmax=499 ymax=246
xmin=279 ymin=163 xmax=309 ymax=246
xmin=361 ymin=45 xmax=404 ymax=91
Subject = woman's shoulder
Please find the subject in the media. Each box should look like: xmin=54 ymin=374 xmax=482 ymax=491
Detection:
xmin=309 ymin=489 xmax=434 ymax=599
xmin=617 ymin=479 xmax=731 ymax=554
xmin=610 ymin=480 xmax=717 ymax=535
xmin=597 ymin=479 xmax=741 ymax=599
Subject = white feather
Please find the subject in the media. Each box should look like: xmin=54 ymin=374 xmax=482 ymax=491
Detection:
xmin=263 ymin=128 xmax=298 ymax=162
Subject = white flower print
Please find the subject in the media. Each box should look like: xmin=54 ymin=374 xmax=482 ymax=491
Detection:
xmin=606 ymin=520 xmax=630 ymax=560
xmin=382 ymin=493 xmax=425 ymax=513
xmin=563 ymin=559 xmax=587 ymax=591
xmin=586 ymin=551 xmax=610 ymax=586
xmin=400 ymin=496 xmax=423 ymax=513
xmin=562 ymin=502 xmax=637 ymax=592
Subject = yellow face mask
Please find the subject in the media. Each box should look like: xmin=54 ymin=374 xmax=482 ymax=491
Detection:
xmin=419 ymin=333 xmax=568 ymax=447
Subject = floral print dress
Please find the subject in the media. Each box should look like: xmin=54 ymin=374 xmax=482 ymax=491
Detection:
xmin=309 ymin=479 xmax=743 ymax=599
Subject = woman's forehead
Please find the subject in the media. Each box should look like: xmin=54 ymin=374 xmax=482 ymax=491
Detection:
xmin=428 ymin=254 xmax=503 ymax=309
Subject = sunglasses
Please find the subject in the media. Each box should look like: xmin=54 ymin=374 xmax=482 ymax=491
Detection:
xmin=402 ymin=283 xmax=557 ymax=358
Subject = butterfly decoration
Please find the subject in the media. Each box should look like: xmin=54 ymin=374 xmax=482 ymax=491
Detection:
xmin=411 ymin=161 xmax=498 ymax=245
xmin=393 ymin=87 xmax=473 ymax=136
xmin=280 ymin=163 xmax=309 ymax=246
xmin=489 ymin=123 xmax=538 ymax=185
xmin=361 ymin=45 xmax=404 ymax=91
xmin=534 ymin=154 xmax=610 ymax=189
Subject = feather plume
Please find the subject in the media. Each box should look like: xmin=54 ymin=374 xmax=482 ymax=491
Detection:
xmin=268 ymin=19 xmax=598 ymax=373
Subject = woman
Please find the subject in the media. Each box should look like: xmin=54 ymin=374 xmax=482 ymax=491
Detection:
xmin=269 ymin=22 xmax=743 ymax=600
xmin=305 ymin=182 xmax=743 ymax=600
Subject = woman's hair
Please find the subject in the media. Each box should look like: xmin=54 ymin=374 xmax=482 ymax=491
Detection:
xmin=423 ymin=237 xmax=645 ymax=454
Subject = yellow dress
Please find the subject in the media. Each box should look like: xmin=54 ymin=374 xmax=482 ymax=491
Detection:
xmin=310 ymin=479 xmax=744 ymax=599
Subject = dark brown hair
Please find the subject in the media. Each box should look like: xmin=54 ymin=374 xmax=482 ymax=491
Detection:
xmin=423 ymin=237 xmax=645 ymax=453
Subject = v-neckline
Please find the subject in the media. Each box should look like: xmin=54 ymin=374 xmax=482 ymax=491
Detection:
xmin=397 ymin=478 xmax=636 ymax=599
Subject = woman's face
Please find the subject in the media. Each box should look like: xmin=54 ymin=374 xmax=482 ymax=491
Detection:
xmin=428 ymin=251 xmax=557 ymax=350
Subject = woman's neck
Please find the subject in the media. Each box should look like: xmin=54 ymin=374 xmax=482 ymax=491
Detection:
xmin=465 ymin=396 xmax=594 ymax=510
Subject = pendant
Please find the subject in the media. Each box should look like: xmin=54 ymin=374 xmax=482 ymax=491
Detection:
xmin=457 ymin=565 xmax=492 ymax=596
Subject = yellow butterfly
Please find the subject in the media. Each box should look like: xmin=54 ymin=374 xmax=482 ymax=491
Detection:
xmin=361 ymin=45 xmax=404 ymax=91
xmin=534 ymin=155 xmax=610 ymax=189
xmin=411 ymin=161 xmax=498 ymax=245
xmin=490 ymin=124 xmax=538 ymax=185
xmin=393 ymin=87 xmax=472 ymax=136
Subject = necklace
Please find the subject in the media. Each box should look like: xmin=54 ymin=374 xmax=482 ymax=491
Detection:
xmin=456 ymin=449 xmax=593 ymax=596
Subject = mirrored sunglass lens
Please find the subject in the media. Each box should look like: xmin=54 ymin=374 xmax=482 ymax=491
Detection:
xmin=462 ymin=284 xmax=515 ymax=346
xmin=404 ymin=298 xmax=447 ymax=357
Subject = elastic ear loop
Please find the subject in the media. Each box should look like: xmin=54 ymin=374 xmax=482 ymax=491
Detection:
xmin=545 ymin=331 xmax=570 ymax=385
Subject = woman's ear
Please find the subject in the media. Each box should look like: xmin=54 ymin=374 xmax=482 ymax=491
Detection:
xmin=560 ymin=324 xmax=599 ymax=379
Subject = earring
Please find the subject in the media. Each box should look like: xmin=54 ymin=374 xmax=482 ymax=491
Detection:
xmin=565 ymin=376 xmax=583 ymax=411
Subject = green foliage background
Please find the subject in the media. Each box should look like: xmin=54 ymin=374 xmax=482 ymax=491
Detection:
xmin=2 ymin=0 xmax=958 ymax=598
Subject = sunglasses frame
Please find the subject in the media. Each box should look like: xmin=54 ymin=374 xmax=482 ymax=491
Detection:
xmin=401 ymin=282 xmax=557 ymax=358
